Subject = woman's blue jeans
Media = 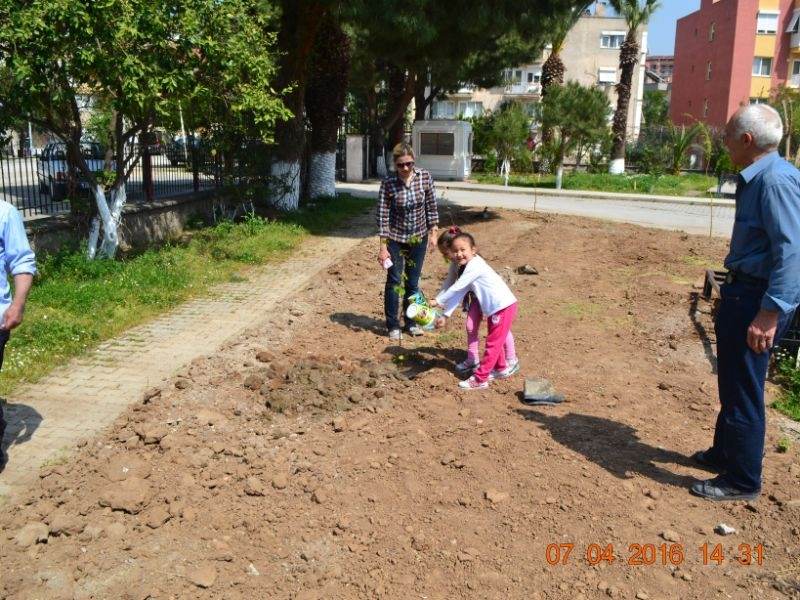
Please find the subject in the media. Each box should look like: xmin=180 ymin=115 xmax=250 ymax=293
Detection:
xmin=384 ymin=235 xmax=428 ymax=332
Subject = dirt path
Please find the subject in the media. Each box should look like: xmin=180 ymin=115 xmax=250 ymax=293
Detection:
xmin=0 ymin=206 xmax=798 ymax=600
xmin=0 ymin=211 xmax=373 ymax=500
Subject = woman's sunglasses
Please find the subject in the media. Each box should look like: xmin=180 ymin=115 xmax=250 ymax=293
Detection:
xmin=396 ymin=161 xmax=415 ymax=169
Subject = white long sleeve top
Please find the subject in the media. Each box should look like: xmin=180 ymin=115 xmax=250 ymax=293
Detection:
xmin=435 ymin=255 xmax=517 ymax=318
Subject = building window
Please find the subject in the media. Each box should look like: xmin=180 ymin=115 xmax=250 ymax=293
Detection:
xmin=706 ymin=61 xmax=712 ymax=80
xmin=527 ymin=72 xmax=534 ymax=83
xmin=787 ymin=9 xmax=800 ymax=34
xmin=431 ymin=101 xmax=456 ymax=119
xmin=598 ymin=67 xmax=617 ymax=86
xmin=703 ymin=99 xmax=709 ymax=117
xmin=515 ymin=70 xmax=523 ymax=82
xmin=756 ymin=11 xmax=779 ymax=34
xmin=456 ymin=101 xmax=483 ymax=118
xmin=709 ymin=22 xmax=715 ymax=41
xmin=420 ymin=132 xmax=455 ymax=156
xmin=600 ymin=32 xmax=626 ymax=48
xmin=750 ymin=97 xmax=767 ymax=105
xmin=752 ymin=56 xmax=772 ymax=76
xmin=793 ymin=60 xmax=800 ymax=76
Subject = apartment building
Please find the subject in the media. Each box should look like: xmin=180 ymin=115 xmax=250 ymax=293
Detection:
xmin=645 ymin=55 xmax=675 ymax=84
xmin=429 ymin=4 xmax=647 ymax=139
xmin=671 ymin=0 xmax=799 ymax=129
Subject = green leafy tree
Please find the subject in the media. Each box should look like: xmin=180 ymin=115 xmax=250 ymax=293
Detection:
xmin=770 ymin=85 xmax=800 ymax=165
xmin=345 ymin=0 xmax=589 ymax=163
xmin=488 ymin=102 xmax=531 ymax=186
xmin=541 ymin=1 xmax=593 ymax=96
xmin=666 ymin=121 xmax=710 ymax=175
xmin=608 ymin=0 xmax=661 ymax=174
xmin=642 ymin=90 xmax=669 ymax=128
xmin=0 ymin=0 xmax=288 ymax=258
xmin=540 ymin=81 xmax=611 ymax=188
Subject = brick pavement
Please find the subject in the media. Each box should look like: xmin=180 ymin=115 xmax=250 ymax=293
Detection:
xmin=0 ymin=212 xmax=374 ymax=500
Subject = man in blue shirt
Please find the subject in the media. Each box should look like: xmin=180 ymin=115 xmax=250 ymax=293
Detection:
xmin=691 ymin=104 xmax=800 ymax=501
xmin=0 ymin=201 xmax=36 ymax=472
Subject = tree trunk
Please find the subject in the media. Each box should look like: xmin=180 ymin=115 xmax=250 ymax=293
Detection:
xmin=540 ymin=52 xmax=564 ymax=145
xmin=382 ymin=65 xmax=417 ymax=150
xmin=86 ymin=184 xmax=126 ymax=259
xmin=501 ymin=158 xmax=510 ymax=186
xmin=555 ymin=164 xmax=564 ymax=190
xmin=609 ymin=31 xmax=639 ymax=174
xmin=306 ymin=15 xmax=351 ymax=200
xmin=271 ymin=1 xmax=327 ymax=210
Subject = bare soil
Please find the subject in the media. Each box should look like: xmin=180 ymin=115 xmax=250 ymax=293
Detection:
xmin=1 ymin=207 xmax=798 ymax=600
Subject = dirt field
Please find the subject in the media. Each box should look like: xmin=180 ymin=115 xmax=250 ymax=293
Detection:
xmin=1 ymin=207 xmax=798 ymax=600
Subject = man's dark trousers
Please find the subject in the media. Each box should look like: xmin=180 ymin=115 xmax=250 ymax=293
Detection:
xmin=710 ymin=280 xmax=795 ymax=492
xmin=0 ymin=329 xmax=10 ymax=466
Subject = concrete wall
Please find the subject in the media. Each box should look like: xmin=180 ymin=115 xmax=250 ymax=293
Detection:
xmin=26 ymin=191 xmax=216 ymax=256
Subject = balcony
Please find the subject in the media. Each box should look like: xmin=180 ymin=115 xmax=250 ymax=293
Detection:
xmin=504 ymin=83 xmax=541 ymax=96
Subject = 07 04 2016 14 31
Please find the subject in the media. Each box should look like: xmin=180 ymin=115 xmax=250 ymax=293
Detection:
xmin=544 ymin=542 xmax=765 ymax=567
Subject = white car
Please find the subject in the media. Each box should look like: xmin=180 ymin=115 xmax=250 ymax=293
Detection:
xmin=37 ymin=142 xmax=108 ymax=201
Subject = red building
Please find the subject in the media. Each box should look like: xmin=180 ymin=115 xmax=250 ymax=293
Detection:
xmin=671 ymin=0 xmax=795 ymax=129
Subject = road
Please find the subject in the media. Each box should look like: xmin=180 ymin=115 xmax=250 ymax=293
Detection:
xmin=336 ymin=182 xmax=736 ymax=238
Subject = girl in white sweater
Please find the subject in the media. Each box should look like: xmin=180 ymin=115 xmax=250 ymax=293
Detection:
xmin=432 ymin=232 xmax=519 ymax=390
xmin=436 ymin=227 xmax=518 ymax=376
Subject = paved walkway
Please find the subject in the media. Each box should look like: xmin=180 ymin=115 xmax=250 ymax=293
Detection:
xmin=0 ymin=212 xmax=374 ymax=500
xmin=337 ymin=181 xmax=737 ymax=238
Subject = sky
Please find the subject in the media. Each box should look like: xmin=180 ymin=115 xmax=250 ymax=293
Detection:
xmin=645 ymin=1 xmax=701 ymax=55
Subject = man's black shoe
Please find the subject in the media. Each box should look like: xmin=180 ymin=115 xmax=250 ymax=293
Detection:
xmin=0 ymin=447 xmax=7 ymax=473
xmin=690 ymin=477 xmax=759 ymax=502
xmin=690 ymin=449 xmax=724 ymax=472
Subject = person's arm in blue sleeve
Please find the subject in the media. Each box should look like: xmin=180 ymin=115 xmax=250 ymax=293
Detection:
xmin=760 ymin=183 xmax=800 ymax=315
xmin=1 ymin=206 xmax=36 ymax=330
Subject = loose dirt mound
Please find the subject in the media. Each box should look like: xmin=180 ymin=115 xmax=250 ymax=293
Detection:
xmin=1 ymin=208 xmax=798 ymax=600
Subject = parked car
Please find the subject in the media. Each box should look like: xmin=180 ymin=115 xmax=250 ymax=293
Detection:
xmin=37 ymin=142 xmax=107 ymax=201
xmin=165 ymin=136 xmax=204 ymax=166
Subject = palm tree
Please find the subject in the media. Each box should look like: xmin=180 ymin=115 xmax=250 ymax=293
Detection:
xmin=608 ymin=0 xmax=661 ymax=174
xmin=540 ymin=1 xmax=593 ymax=97
xmin=667 ymin=121 xmax=711 ymax=175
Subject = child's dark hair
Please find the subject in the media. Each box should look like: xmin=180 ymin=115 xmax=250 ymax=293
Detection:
xmin=437 ymin=225 xmax=462 ymax=252
xmin=452 ymin=231 xmax=476 ymax=247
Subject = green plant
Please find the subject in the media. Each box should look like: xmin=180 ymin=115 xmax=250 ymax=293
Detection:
xmin=776 ymin=437 xmax=792 ymax=453
xmin=773 ymin=358 xmax=800 ymax=421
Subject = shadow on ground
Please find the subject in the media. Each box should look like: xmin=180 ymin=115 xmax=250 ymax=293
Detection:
xmin=382 ymin=344 xmax=466 ymax=380
xmin=515 ymin=408 xmax=701 ymax=489
xmin=330 ymin=312 xmax=386 ymax=335
xmin=0 ymin=400 xmax=42 ymax=473
xmin=689 ymin=292 xmax=717 ymax=373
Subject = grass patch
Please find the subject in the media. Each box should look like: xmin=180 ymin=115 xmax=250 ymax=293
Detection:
xmin=560 ymin=301 xmax=602 ymax=319
xmin=1 ymin=195 xmax=371 ymax=395
xmin=472 ymin=172 xmax=717 ymax=198
xmin=773 ymin=358 xmax=800 ymax=421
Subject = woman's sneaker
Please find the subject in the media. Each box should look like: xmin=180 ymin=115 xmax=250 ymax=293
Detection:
xmin=458 ymin=376 xmax=489 ymax=390
xmin=388 ymin=329 xmax=402 ymax=341
xmin=489 ymin=359 xmax=520 ymax=380
xmin=455 ymin=358 xmax=479 ymax=373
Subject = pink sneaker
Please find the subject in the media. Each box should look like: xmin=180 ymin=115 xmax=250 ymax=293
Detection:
xmin=458 ymin=376 xmax=489 ymax=390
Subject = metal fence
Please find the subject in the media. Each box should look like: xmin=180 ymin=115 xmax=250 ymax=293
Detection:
xmin=0 ymin=139 xmax=254 ymax=220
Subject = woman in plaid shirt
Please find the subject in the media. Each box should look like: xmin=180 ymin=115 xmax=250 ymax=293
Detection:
xmin=377 ymin=143 xmax=439 ymax=339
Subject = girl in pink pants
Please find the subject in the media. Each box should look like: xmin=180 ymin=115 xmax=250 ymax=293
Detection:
xmin=436 ymin=227 xmax=517 ymax=374
xmin=432 ymin=231 xmax=519 ymax=390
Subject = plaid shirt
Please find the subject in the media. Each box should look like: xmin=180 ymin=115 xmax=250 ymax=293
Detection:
xmin=377 ymin=168 xmax=438 ymax=243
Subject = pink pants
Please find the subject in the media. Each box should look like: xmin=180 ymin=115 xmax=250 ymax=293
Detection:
xmin=466 ymin=301 xmax=516 ymax=365
xmin=473 ymin=302 xmax=518 ymax=383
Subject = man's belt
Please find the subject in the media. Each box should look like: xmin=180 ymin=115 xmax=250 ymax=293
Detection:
xmin=725 ymin=270 xmax=767 ymax=286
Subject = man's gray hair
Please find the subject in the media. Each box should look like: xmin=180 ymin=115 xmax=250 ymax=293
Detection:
xmin=732 ymin=104 xmax=784 ymax=150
